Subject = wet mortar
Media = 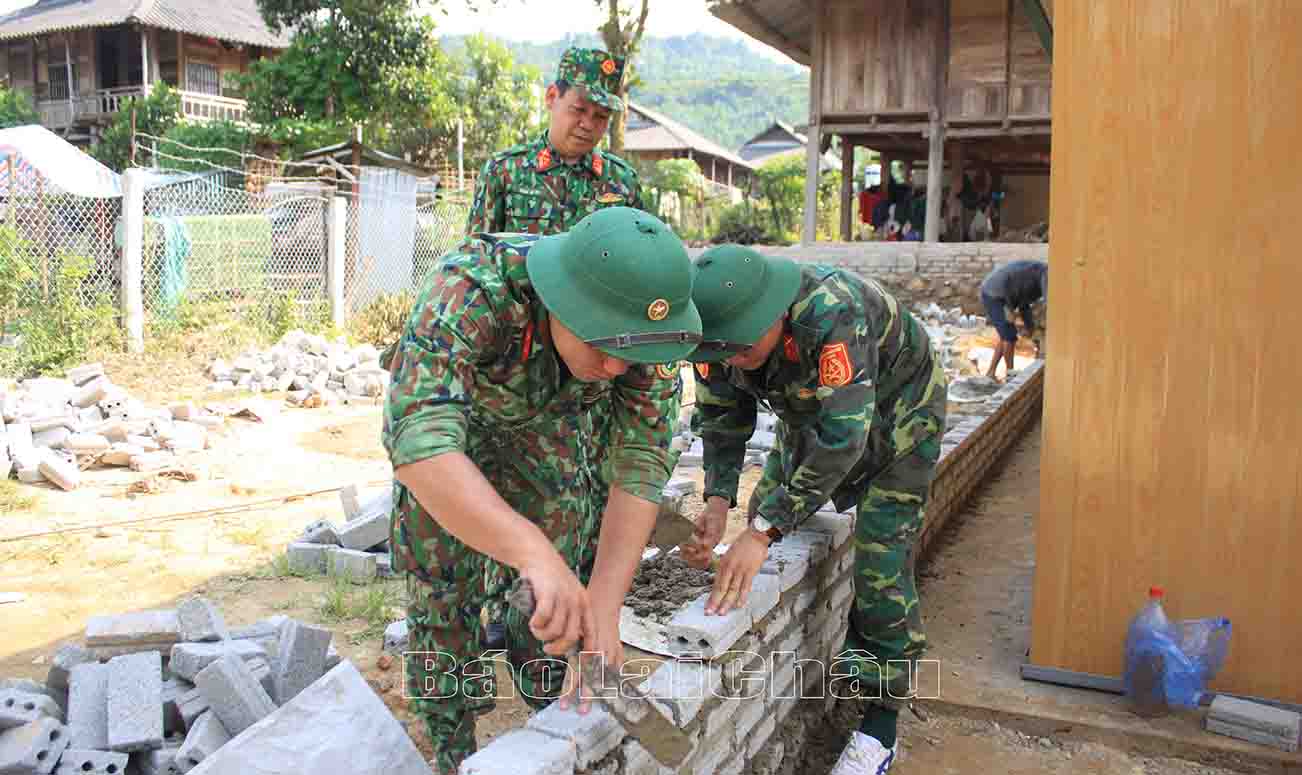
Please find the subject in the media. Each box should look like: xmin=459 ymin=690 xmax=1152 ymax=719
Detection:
xmin=624 ymin=553 xmax=715 ymax=621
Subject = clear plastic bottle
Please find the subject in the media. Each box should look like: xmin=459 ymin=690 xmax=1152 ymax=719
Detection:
xmin=1123 ymin=586 xmax=1173 ymax=717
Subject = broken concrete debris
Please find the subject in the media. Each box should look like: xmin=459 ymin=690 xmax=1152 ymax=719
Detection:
xmin=0 ymin=599 xmax=428 ymax=775
xmin=283 ymin=485 xmax=394 ymax=580
xmin=2 ymin=365 xmax=225 ymax=492
xmin=208 ymin=330 xmax=390 ymax=406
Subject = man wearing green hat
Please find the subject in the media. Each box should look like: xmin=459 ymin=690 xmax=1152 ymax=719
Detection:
xmin=679 ymin=245 xmax=948 ymax=775
xmin=467 ymin=45 xmax=651 ymax=651
xmin=384 ymin=207 xmax=700 ymax=774
xmin=466 ymin=46 xmax=645 ymax=236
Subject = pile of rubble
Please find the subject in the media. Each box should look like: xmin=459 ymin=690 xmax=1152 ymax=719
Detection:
xmin=914 ymin=302 xmax=986 ymax=331
xmin=0 ymin=597 xmax=431 ymax=775
xmin=208 ymin=331 xmax=390 ymax=408
xmin=283 ymin=484 xmax=395 ymax=583
xmin=2 ymin=365 xmax=226 ymax=492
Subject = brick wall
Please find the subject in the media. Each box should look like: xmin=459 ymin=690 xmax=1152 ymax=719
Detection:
xmin=456 ymin=361 xmax=1046 ymax=775
xmin=687 ymin=243 xmax=1050 ymax=314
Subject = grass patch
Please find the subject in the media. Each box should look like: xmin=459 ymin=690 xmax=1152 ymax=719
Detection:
xmin=0 ymin=480 xmax=37 ymax=515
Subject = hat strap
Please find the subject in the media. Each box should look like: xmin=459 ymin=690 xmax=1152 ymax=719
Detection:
xmin=585 ymin=331 xmax=703 ymax=350
xmin=695 ymin=339 xmax=752 ymax=354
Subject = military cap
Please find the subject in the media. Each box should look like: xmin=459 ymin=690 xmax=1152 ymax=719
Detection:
xmin=688 ymin=244 xmax=803 ymax=363
xmin=556 ymin=46 xmax=627 ymax=112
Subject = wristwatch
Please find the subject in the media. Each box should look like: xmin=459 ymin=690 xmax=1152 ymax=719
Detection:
xmin=750 ymin=514 xmax=784 ymax=545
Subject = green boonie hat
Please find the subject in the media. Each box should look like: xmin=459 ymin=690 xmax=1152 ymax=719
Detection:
xmin=527 ymin=207 xmax=702 ymax=364
xmin=556 ymin=46 xmax=627 ymax=112
xmin=688 ymin=244 xmax=802 ymax=363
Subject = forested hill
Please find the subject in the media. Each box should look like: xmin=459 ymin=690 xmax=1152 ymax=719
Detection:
xmin=439 ymin=32 xmax=809 ymax=151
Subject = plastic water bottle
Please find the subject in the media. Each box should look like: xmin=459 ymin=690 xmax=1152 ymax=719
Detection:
xmin=1123 ymin=586 xmax=1173 ymax=717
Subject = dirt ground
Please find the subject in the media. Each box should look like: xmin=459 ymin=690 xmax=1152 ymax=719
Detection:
xmin=4 ymin=341 xmax=1252 ymax=773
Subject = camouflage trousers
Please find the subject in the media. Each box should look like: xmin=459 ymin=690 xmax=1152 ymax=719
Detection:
xmin=399 ymin=463 xmax=603 ymax=774
xmin=832 ymin=358 xmax=947 ymax=708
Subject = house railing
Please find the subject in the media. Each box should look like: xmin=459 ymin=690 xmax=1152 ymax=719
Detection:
xmin=37 ymin=86 xmax=248 ymax=129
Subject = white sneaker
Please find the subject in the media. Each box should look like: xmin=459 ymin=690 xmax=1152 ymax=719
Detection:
xmin=829 ymin=731 xmax=898 ymax=775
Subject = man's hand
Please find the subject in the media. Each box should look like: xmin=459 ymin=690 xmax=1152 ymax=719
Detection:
xmin=518 ymin=548 xmax=594 ymax=658
xmin=559 ymin=606 xmax=624 ymax=714
xmin=705 ymin=528 xmax=771 ymax=615
xmin=681 ymin=496 xmax=729 ymax=569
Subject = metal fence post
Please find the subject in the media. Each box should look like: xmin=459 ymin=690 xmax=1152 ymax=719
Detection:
xmin=327 ymin=195 xmax=347 ymax=329
xmin=121 ymin=168 xmax=145 ymax=353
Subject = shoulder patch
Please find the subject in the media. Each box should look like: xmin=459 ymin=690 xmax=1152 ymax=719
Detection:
xmin=591 ymin=153 xmax=605 ymax=176
xmin=694 ymin=362 xmax=709 ymax=381
xmin=818 ymin=343 xmax=853 ymax=388
xmin=656 ymin=362 xmax=679 ymax=380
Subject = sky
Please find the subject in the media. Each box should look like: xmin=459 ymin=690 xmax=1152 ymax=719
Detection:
xmin=426 ymin=0 xmax=797 ymax=65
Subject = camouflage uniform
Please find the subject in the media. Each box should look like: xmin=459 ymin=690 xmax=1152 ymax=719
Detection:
xmin=692 ymin=265 xmax=948 ymax=704
xmin=382 ymin=234 xmax=681 ymax=773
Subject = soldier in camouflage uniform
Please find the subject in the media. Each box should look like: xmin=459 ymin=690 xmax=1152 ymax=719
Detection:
xmin=383 ymin=207 xmax=701 ymax=774
xmin=466 ymin=45 xmax=650 ymax=649
xmin=466 ymin=46 xmax=645 ymax=236
xmin=679 ymin=245 xmax=947 ymax=775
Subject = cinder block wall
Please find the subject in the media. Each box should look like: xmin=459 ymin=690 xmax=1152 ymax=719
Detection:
xmin=687 ymin=243 xmax=1050 ymax=314
xmin=458 ymin=361 xmax=1046 ymax=775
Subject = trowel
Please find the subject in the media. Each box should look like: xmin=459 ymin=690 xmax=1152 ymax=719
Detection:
xmin=507 ymin=579 xmax=696 ymax=768
xmin=650 ymin=497 xmax=718 ymax=570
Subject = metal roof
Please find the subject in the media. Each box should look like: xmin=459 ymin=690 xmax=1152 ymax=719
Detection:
xmin=708 ymin=0 xmax=813 ymax=67
xmin=623 ymin=101 xmax=755 ymax=171
xmin=0 ymin=0 xmax=293 ymax=48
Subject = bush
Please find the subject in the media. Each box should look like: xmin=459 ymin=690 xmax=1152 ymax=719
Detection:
xmin=0 ymin=251 xmax=119 ymax=377
xmin=713 ymin=202 xmax=769 ymax=245
xmin=349 ymin=290 xmax=414 ymax=349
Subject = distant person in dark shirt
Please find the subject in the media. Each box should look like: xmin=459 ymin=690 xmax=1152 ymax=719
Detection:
xmin=980 ymin=260 xmax=1048 ymax=379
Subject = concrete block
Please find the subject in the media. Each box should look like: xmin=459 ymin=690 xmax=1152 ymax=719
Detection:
xmin=745 ymin=574 xmax=782 ymax=624
xmin=458 ymin=728 xmax=574 ymax=775
xmin=0 ymin=718 xmax=69 ymax=775
xmin=132 ymin=738 xmax=183 ymax=775
xmin=129 ymin=453 xmax=175 ymax=473
xmin=32 ymin=426 xmax=73 ymax=449
xmin=186 ymin=662 xmax=430 ymax=775
xmin=176 ymin=599 xmax=227 ymax=644
xmin=800 ymin=509 xmax=854 ymax=549
xmin=167 ymin=642 xmax=266 ymax=683
xmin=67 ymin=664 xmax=109 ymax=750
xmin=1205 ymin=717 xmax=1298 ymax=752
xmin=336 ymin=504 xmax=389 ymax=552
xmin=689 ymin=731 xmax=732 ymax=775
xmin=243 ymin=657 xmax=276 ymax=701
xmin=76 ymin=406 xmax=104 ymax=428
xmin=6 ymin=424 xmax=33 ymax=459
xmin=160 ymin=679 xmax=191 ymax=736
xmin=734 ymin=690 xmax=767 ymax=745
xmin=100 ymin=444 xmax=142 ymax=467
xmin=662 ymin=476 xmax=697 ymax=497
xmin=298 ymin=520 xmax=339 ymax=546
xmin=272 ymin=620 xmax=331 ymax=705
xmin=64 ymin=434 xmax=109 ymax=455
xmin=751 ymin=738 xmax=785 ymax=775
xmin=526 ymin=702 xmax=623 ymax=769
xmin=757 ymin=606 xmax=792 ymax=643
xmin=228 ymin=616 xmax=287 ymax=644
xmin=285 ymin=543 xmax=328 ymax=575
xmin=828 ymin=575 xmax=855 ymax=616
xmin=66 ymin=364 xmax=105 ymax=387
xmin=702 ymin=695 xmax=742 ymax=741
xmin=0 ymin=692 xmax=60 ymax=730
xmin=383 ymin=620 xmax=409 ymax=655
xmin=73 ymin=378 xmax=111 ymax=409
xmin=783 ymin=530 xmax=830 ymax=567
xmin=174 ymin=712 xmax=230 ymax=773
xmin=641 ymin=659 xmax=721 ymax=727
xmin=325 ymin=547 xmax=377 ymax=582
xmin=0 ymin=684 xmax=55 ymax=707
xmin=53 ymin=749 xmax=128 ymax=775
xmin=106 ymin=651 xmax=163 ymax=752
xmin=337 ymin=484 xmax=363 ymax=520
xmin=37 ymin=453 xmax=78 ymax=491
xmin=375 ymin=553 xmax=393 ymax=578
xmin=1208 ymin=696 xmax=1301 ymax=740
xmin=193 ymin=654 xmax=275 ymax=737
xmin=665 ymin=594 xmax=749 ymax=660
xmin=125 ymin=435 xmax=160 ymax=453
xmin=748 ymin=714 xmax=778 ymax=759
xmin=621 ymin=737 xmax=676 ymax=775
xmin=758 ymin=541 xmax=812 ymax=592
xmin=46 ymin=646 xmax=95 ymax=712
xmin=175 ymin=690 xmax=207 ymax=732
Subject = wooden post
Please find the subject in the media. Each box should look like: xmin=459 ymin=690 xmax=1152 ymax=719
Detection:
xmin=840 ymin=137 xmax=854 ymax=241
xmin=951 ymin=142 xmax=966 ymax=240
xmin=925 ymin=0 xmax=952 ymax=242
xmin=1006 ymin=0 xmax=1014 ymax=120
xmin=178 ymin=31 xmax=185 ymax=90
xmin=803 ymin=0 xmax=824 ymax=245
xmin=63 ymin=38 xmax=75 ymax=129
xmin=140 ymin=28 xmax=149 ymax=98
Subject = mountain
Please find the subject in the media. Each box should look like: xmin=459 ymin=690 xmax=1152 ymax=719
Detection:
xmin=438 ymin=32 xmax=810 ymax=152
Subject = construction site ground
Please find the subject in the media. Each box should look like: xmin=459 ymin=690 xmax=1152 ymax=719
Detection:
xmin=1 ymin=344 xmax=1294 ymax=773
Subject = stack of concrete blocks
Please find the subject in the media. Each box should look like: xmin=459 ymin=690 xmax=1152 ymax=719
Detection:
xmin=674 ymin=411 xmax=777 ymax=470
xmin=0 ymin=597 xmax=390 ymax=775
xmin=284 ymin=484 xmax=394 ymax=583
xmin=457 ymin=504 xmax=859 ymax=775
xmin=208 ymin=330 xmax=390 ymax=407
xmin=1204 ymin=696 xmax=1301 ymax=752
xmin=1 ymin=364 xmax=227 ymax=492
xmin=921 ymin=359 xmax=1044 ymax=555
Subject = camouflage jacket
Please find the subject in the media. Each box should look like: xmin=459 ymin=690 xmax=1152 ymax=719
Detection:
xmin=466 ymin=132 xmax=645 ymax=236
xmin=382 ymin=235 xmax=681 ymax=569
xmin=692 ymin=266 xmax=938 ymax=533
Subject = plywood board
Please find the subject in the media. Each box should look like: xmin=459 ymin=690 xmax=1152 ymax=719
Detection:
xmin=819 ymin=0 xmax=940 ymax=116
xmin=1033 ymin=0 xmax=1302 ymax=703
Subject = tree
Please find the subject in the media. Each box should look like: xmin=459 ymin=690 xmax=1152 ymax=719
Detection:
xmin=0 ymin=86 xmax=38 ymax=129
xmin=596 ymin=0 xmax=650 ymax=154
xmin=455 ymin=35 xmax=543 ymax=170
xmin=92 ymin=85 xmax=182 ymax=172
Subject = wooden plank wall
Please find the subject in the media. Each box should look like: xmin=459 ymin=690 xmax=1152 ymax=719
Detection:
xmin=947 ymin=0 xmax=1006 ymax=118
xmin=818 ymin=0 xmax=940 ymax=117
xmin=1032 ymin=0 xmax=1302 ymax=702
xmin=1008 ymin=1 xmax=1050 ymax=116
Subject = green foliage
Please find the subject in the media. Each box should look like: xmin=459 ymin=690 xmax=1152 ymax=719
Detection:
xmin=649 ymin=158 xmax=706 ymax=200
xmin=0 ymin=225 xmax=38 ymax=333
xmin=0 ymin=251 xmax=120 ymax=378
xmin=93 ymin=84 xmax=182 ymax=172
xmin=0 ymin=85 xmax=38 ymax=129
xmin=452 ymin=32 xmax=810 ymax=151
xmin=754 ymin=154 xmax=805 ymax=240
xmin=451 ymin=35 xmax=544 ymax=170
xmin=348 ymin=290 xmax=414 ymax=350
xmin=159 ymin=121 xmax=254 ymax=176
xmin=713 ymin=201 xmax=768 ymax=245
